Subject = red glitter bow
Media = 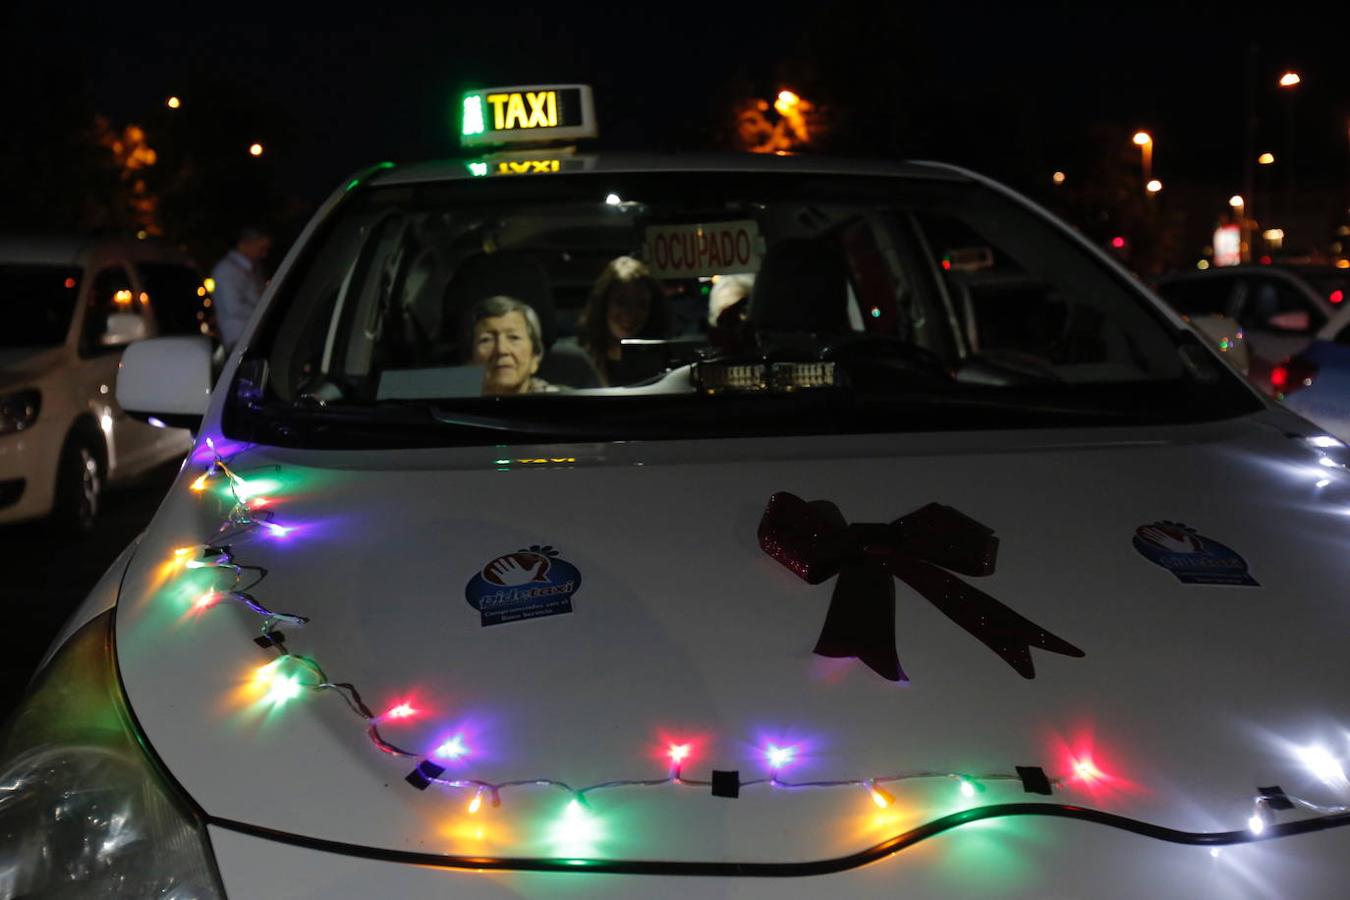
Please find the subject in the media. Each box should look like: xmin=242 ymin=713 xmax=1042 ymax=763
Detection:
xmin=758 ymin=492 xmax=1084 ymax=682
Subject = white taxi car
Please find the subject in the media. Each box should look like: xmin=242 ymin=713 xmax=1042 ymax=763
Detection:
xmin=0 ymin=237 xmax=201 ymax=532
xmin=4 ymin=148 xmax=1350 ymax=899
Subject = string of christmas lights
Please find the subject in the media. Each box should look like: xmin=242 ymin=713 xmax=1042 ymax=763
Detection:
xmin=172 ymin=437 xmax=1348 ymax=840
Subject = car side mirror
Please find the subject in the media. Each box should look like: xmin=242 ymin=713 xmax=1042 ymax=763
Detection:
xmin=1266 ymin=310 xmax=1311 ymax=332
xmin=100 ymin=311 xmax=149 ymax=347
xmin=116 ymin=337 xmax=213 ymax=431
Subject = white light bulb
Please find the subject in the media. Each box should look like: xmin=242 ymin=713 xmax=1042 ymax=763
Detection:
xmin=1297 ymin=745 xmax=1349 ymax=791
xmin=605 ymin=193 xmax=621 ymax=205
xmin=1248 ymin=812 xmax=1266 ymax=836
xmin=1309 ymin=435 xmax=1345 ymax=449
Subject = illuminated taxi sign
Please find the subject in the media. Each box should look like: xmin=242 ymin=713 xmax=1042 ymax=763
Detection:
xmin=460 ymin=84 xmax=597 ymax=146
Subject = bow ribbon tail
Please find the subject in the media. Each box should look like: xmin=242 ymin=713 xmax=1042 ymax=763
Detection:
xmin=890 ymin=556 xmax=1084 ymax=678
xmin=813 ymin=558 xmax=906 ymax=682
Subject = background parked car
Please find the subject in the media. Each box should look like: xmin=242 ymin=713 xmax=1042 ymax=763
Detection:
xmin=1275 ymin=302 xmax=1350 ymax=443
xmin=0 ymin=236 xmax=212 ymax=532
xmin=1154 ymin=264 xmax=1343 ymax=391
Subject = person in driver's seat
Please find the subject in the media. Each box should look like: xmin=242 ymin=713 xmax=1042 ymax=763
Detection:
xmin=462 ymin=295 xmax=559 ymax=395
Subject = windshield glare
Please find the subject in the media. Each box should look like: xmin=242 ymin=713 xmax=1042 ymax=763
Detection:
xmin=0 ymin=265 xmax=81 ymax=348
xmin=233 ymin=171 xmax=1256 ymax=447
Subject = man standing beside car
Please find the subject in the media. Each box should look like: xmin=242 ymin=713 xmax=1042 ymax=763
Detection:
xmin=210 ymin=226 xmax=272 ymax=351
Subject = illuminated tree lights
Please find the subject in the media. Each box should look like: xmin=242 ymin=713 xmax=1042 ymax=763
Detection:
xmin=168 ymin=439 xmax=1350 ymax=852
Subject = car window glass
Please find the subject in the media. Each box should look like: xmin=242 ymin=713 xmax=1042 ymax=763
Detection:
xmin=81 ymin=266 xmax=137 ymax=352
xmin=0 ymin=265 xmax=82 ymax=348
xmin=1240 ymin=278 xmax=1324 ymax=333
xmin=918 ymin=212 xmax=1147 ymax=381
xmin=1156 ymin=276 xmax=1239 ymax=318
xmin=137 ymin=262 xmax=212 ymax=336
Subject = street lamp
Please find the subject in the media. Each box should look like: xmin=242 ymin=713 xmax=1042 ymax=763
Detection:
xmin=1052 ymin=170 xmax=1066 ymax=185
xmin=166 ymin=96 xmax=181 ymax=110
xmin=248 ymin=143 xmax=264 ymax=157
xmin=1258 ymin=152 xmax=1275 ymax=165
xmin=1146 ymin=179 xmax=1163 ymax=194
xmin=1229 ymin=194 xmax=1245 ymax=209
xmin=1278 ymin=71 xmax=1301 ymax=87
xmin=1132 ymin=131 xmax=1153 ymax=194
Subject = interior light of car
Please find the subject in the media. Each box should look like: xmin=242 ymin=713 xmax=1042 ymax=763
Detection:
xmin=0 ymin=612 xmax=223 ymax=898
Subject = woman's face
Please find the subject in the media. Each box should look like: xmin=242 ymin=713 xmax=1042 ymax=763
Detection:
xmin=471 ymin=311 xmax=540 ymax=394
xmin=605 ymin=281 xmax=653 ymax=341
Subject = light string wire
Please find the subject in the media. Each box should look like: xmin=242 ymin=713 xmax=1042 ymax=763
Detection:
xmin=181 ymin=439 xmax=1344 ymax=831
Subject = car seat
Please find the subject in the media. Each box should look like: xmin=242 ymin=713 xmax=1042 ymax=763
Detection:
xmin=749 ymin=238 xmax=850 ymax=335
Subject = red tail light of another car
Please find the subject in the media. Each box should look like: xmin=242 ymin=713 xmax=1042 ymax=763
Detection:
xmin=1271 ymin=356 xmax=1318 ymax=396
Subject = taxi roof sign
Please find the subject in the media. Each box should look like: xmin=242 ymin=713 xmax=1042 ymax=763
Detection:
xmin=460 ymin=84 xmax=597 ymax=147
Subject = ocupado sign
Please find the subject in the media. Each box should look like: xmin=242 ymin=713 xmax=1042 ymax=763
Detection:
xmin=643 ymin=220 xmax=762 ymax=279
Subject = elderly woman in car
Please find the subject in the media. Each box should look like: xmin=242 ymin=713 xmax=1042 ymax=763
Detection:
xmin=462 ymin=295 xmax=559 ymax=395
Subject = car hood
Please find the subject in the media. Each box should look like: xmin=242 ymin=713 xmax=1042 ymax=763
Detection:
xmin=115 ymin=417 xmax=1350 ymax=870
xmin=0 ymin=345 xmax=66 ymax=387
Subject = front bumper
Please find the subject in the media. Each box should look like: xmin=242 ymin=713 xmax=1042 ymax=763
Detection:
xmin=0 ymin=419 xmax=60 ymax=524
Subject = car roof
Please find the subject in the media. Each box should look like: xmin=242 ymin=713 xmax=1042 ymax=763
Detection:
xmin=376 ymin=152 xmax=976 ymax=187
xmin=0 ymin=235 xmax=194 ymax=268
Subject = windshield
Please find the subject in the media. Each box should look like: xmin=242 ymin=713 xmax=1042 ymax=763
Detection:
xmin=227 ymin=169 xmax=1258 ymax=448
xmin=0 ymin=265 xmax=81 ymax=348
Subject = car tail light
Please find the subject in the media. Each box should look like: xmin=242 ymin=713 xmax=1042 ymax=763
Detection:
xmin=1271 ymin=356 xmax=1318 ymax=396
xmin=1330 ymin=289 xmax=1344 ymax=305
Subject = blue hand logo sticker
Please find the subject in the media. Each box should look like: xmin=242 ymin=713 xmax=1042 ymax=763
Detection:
xmin=465 ymin=545 xmax=583 ymax=626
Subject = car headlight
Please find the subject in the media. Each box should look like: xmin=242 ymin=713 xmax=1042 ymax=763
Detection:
xmin=0 ymin=389 xmax=40 ymax=435
xmin=0 ymin=610 xmax=223 ymax=898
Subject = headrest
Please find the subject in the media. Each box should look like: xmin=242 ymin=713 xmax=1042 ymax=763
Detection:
xmin=749 ymin=238 xmax=849 ymax=334
xmin=442 ymin=252 xmax=556 ymax=349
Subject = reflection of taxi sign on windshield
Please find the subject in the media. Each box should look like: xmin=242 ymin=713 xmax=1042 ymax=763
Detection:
xmin=644 ymin=220 xmax=762 ymax=279
xmin=460 ymin=84 xmax=597 ymax=146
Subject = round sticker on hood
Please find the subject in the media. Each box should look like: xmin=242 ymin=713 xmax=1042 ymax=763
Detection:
xmin=465 ymin=545 xmax=582 ymax=626
xmin=1132 ymin=521 xmax=1258 ymax=586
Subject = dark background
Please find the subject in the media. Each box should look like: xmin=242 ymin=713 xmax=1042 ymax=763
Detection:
xmin=2 ymin=2 xmax=1348 ymax=273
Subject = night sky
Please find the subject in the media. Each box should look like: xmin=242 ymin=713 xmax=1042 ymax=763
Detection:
xmin=3 ymin=2 xmax=1347 ymax=258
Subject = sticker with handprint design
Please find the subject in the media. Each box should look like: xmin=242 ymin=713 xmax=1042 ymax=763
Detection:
xmin=1132 ymin=521 xmax=1258 ymax=586
xmin=465 ymin=545 xmax=583 ymax=626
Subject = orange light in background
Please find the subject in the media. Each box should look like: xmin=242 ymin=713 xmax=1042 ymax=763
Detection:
xmin=1132 ymin=131 xmax=1152 ymax=146
xmin=248 ymin=143 xmax=264 ymax=157
xmin=774 ymin=89 xmax=801 ymax=115
xmin=114 ymin=289 xmax=133 ymax=306
xmin=1257 ymin=152 xmax=1275 ymax=165
xmin=1051 ymin=170 xmax=1066 ymax=185
xmin=1229 ymin=194 xmax=1245 ymax=208
xmin=203 ymin=277 xmax=216 ymax=292
xmin=1278 ymin=71 xmax=1301 ymax=87
xmin=166 ymin=96 xmax=181 ymax=109
xmin=1145 ymin=179 xmax=1163 ymax=194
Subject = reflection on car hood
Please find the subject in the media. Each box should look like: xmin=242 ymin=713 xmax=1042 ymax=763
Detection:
xmin=115 ymin=418 xmax=1350 ymax=877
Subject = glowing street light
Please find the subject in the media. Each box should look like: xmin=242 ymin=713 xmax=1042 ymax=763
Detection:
xmin=1132 ymin=131 xmax=1153 ymax=194
xmin=1278 ymin=71 xmax=1301 ymax=88
xmin=248 ymin=143 xmax=264 ymax=157
xmin=1051 ymin=170 xmax=1066 ymax=185
xmin=1258 ymin=152 xmax=1275 ymax=165
xmin=166 ymin=96 xmax=182 ymax=110
xmin=1146 ymin=179 xmax=1163 ymax=194
xmin=1229 ymin=194 xmax=1245 ymax=209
